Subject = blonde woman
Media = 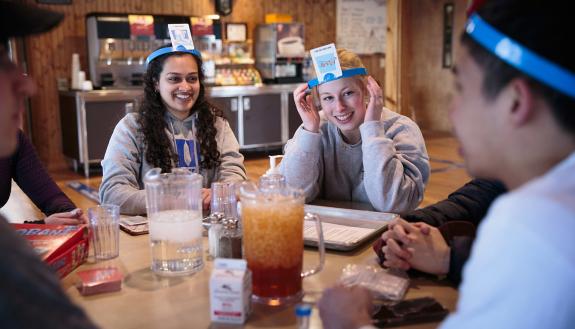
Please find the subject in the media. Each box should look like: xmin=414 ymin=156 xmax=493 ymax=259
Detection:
xmin=279 ymin=49 xmax=429 ymax=213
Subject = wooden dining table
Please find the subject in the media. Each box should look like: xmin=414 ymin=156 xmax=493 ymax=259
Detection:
xmin=61 ymin=227 xmax=458 ymax=329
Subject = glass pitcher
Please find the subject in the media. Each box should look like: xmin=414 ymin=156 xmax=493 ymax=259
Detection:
xmin=240 ymin=180 xmax=325 ymax=305
xmin=144 ymin=167 xmax=204 ymax=276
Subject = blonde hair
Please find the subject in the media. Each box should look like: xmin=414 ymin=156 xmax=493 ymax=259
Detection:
xmin=337 ymin=48 xmax=365 ymax=71
xmin=311 ymin=48 xmax=367 ymax=108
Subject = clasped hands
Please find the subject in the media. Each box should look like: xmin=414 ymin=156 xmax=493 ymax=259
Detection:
xmin=379 ymin=218 xmax=451 ymax=276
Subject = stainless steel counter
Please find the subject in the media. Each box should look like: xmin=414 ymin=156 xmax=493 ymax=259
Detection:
xmin=208 ymin=83 xmax=300 ymax=97
xmin=59 ymin=84 xmax=302 ymax=177
xmin=59 ymin=83 xmax=301 ymax=99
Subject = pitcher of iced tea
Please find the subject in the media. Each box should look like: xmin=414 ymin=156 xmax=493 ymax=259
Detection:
xmin=144 ymin=168 xmax=204 ymax=276
xmin=240 ymin=181 xmax=325 ymax=305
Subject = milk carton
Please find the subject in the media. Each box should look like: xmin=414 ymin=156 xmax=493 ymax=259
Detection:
xmin=210 ymin=258 xmax=252 ymax=324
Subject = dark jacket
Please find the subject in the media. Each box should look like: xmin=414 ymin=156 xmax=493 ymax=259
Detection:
xmin=0 ymin=130 xmax=75 ymax=218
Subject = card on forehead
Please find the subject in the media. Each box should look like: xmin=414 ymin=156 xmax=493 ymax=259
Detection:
xmin=310 ymin=43 xmax=343 ymax=85
xmin=168 ymin=24 xmax=195 ymax=51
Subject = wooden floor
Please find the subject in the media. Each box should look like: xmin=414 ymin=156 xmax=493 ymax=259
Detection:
xmin=50 ymin=132 xmax=470 ymax=212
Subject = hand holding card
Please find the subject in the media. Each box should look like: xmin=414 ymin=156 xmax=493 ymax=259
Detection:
xmin=293 ymin=84 xmax=320 ymax=133
xmin=365 ymin=76 xmax=384 ymax=122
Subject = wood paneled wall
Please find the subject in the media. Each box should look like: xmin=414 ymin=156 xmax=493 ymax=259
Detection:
xmin=384 ymin=0 xmax=401 ymax=113
xmin=398 ymin=0 xmax=468 ymax=131
xmin=21 ymin=0 xmax=385 ymax=170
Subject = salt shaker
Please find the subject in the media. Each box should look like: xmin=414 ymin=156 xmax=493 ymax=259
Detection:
xmin=208 ymin=213 xmax=224 ymax=260
xmin=216 ymin=217 xmax=242 ymax=259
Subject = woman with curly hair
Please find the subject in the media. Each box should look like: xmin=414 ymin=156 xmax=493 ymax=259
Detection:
xmin=99 ymin=45 xmax=247 ymax=215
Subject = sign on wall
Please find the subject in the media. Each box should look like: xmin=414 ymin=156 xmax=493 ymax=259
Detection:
xmin=336 ymin=0 xmax=387 ymax=54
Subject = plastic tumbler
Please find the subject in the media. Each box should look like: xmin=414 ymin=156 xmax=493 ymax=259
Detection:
xmin=88 ymin=204 xmax=120 ymax=260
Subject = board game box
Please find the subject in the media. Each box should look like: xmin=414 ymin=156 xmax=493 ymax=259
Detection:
xmin=13 ymin=223 xmax=90 ymax=278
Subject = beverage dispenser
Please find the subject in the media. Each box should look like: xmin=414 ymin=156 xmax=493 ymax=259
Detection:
xmin=255 ymin=23 xmax=305 ymax=84
xmin=86 ymin=14 xmax=191 ymax=89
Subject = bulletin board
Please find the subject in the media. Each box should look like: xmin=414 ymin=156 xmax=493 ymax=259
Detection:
xmin=336 ymin=0 xmax=387 ymax=54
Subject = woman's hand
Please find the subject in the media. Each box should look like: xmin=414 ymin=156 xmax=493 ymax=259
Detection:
xmin=202 ymin=188 xmax=212 ymax=211
xmin=364 ymin=76 xmax=384 ymax=122
xmin=293 ymin=83 xmax=320 ymax=133
xmin=44 ymin=208 xmax=87 ymax=225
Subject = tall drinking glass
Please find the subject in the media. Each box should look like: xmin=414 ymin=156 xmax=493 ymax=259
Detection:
xmin=144 ymin=167 xmax=204 ymax=276
xmin=210 ymin=182 xmax=238 ymax=219
xmin=240 ymin=181 xmax=325 ymax=305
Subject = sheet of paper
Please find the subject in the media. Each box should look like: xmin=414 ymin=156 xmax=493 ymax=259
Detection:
xmin=336 ymin=0 xmax=387 ymax=54
xmin=304 ymin=220 xmax=376 ymax=245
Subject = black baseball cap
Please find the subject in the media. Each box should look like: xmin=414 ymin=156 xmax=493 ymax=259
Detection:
xmin=0 ymin=1 xmax=64 ymax=43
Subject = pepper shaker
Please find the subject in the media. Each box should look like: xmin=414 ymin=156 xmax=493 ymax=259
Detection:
xmin=216 ymin=217 xmax=242 ymax=259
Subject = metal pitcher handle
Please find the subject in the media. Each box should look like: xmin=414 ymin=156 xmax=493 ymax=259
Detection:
xmin=301 ymin=213 xmax=325 ymax=278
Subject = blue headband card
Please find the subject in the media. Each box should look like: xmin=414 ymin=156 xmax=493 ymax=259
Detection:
xmin=310 ymin=43 xmax=343 ymax=85
xmin=168 ymin=24 xmax=195 ymax=51
xmin=145 ymin=24 xmax=201 ymax=66
xmin=306 ymin=43 xmax=368 ymax=89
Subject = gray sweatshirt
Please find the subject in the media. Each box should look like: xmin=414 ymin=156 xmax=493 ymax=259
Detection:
xmin=99 ymin=111 xmax=247 ymax=215
xmin=279 ymin=109 xmax=429 ymax=213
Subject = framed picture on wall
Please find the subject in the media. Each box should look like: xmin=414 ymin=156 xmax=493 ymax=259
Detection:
xmin=225 ymin=23 xmax=247 ymax=42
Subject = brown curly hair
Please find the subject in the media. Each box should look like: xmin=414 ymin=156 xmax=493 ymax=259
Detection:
xmin=138 ymin=46 xmax=224 ymax=173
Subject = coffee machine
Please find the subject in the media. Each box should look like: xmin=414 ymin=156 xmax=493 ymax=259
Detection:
xmin=255 ymin=23 xmax=305 ymax=84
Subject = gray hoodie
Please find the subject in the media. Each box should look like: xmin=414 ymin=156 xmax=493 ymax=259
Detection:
xmin=279 ymin=108 xmax=429 ymax=213
xmin=99 ymin=111 xmax=247 ymax=215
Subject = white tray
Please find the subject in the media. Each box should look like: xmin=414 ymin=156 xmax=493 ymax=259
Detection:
xmin=303 ymin=205 xmax=396 ymax=251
